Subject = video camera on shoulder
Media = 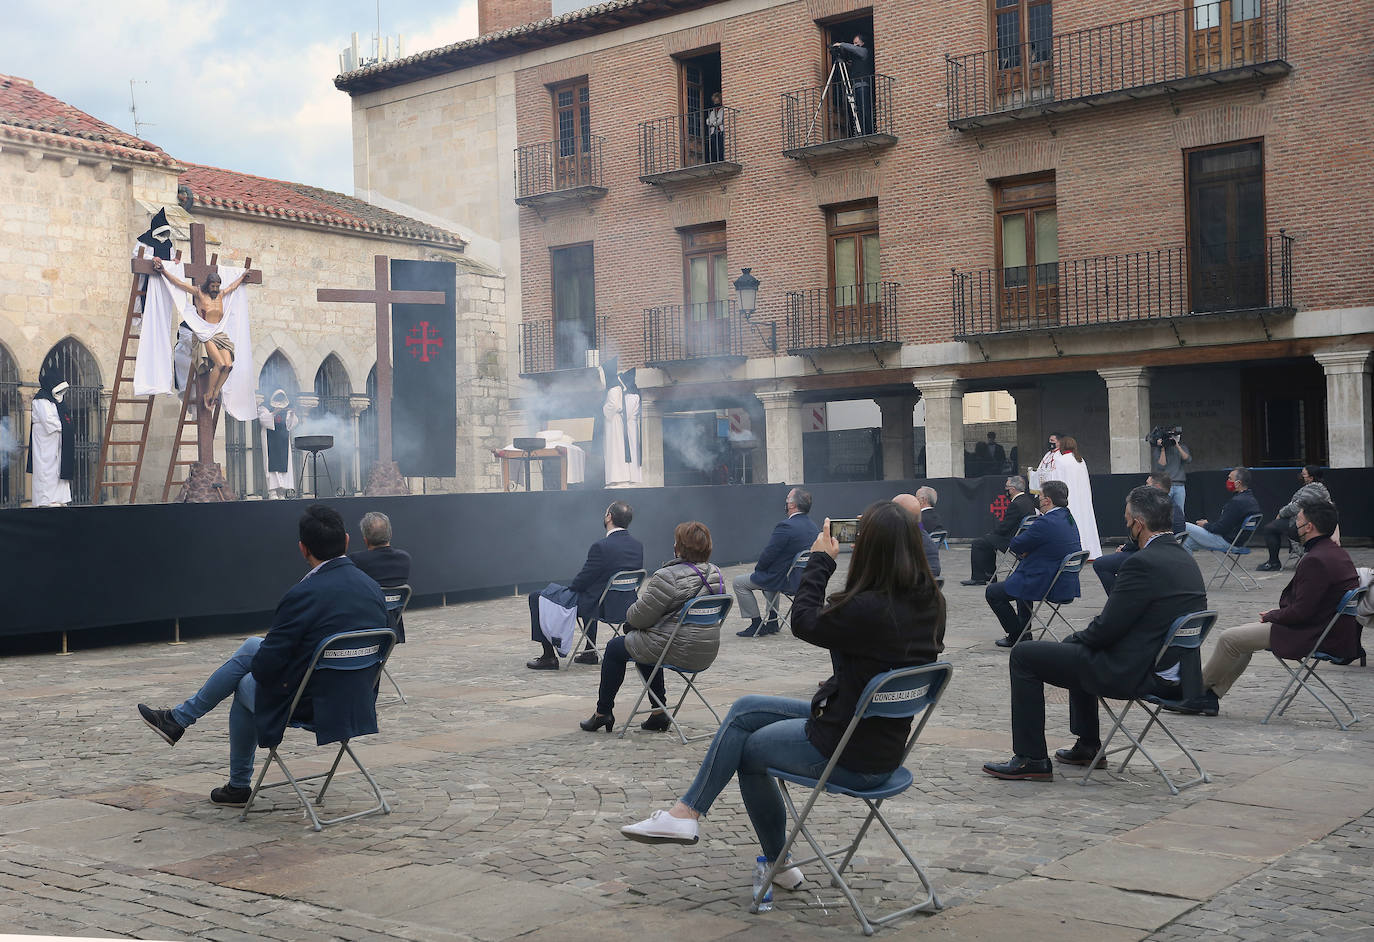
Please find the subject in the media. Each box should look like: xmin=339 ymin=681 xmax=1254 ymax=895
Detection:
xmin=1146 ymin=425 xmax=1183 ymax=448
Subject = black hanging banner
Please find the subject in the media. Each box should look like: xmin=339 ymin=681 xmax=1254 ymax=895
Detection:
xmin=390 ymin=259 xmax=456 ymax=477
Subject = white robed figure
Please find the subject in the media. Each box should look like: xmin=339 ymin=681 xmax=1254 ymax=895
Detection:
xmin=257 ymin=389 xmax=299 ymax=498
xmin=1042 ymin=435 xmax=1102 ymax=559
xmin=620 ymin=367 xmax=644 ymax=484
xmin=29 ymin=383 xmax=72 ymax=507
xmin=601 ymin=360 xmax=634 ymax=487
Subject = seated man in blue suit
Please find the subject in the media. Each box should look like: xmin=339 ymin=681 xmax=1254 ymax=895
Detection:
xmin=526 ymin=500 xmax=645 ymax=670
xmin=987 ymin=479 xmax=1082 ymax=648
xmin=1093 ymin=472 xmax=1185 ymax=596
xmin=736 ymin=487 xmax=821 ymax=637
xmin=137 ymin=505 xmax=389 ymax=808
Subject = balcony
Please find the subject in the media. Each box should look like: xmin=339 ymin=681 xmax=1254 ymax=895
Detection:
xmin=945 ymin=0 xmax=1290 ymax=130
xmin=952 ymin=232 xmax=1294 ymax=339
xmin=514 ymin=136 xmax=607 ymax=208
xmin=785 ymin=283 xmax=901 ymax=353
xmin=781 ymin=74 xmax=896 ymax=159
xmin=642 ymin=301 xmax=751 ymax=365
xmin=638 ymin=108 xmax=742 ymax=185
xmin=519 ymin=315 xmax=609 ymax=376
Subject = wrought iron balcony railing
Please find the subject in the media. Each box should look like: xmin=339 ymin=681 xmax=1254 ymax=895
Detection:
xmin=514 ymin=136 xmax=607 ymax=206
xmin=952 ymin=232 xmax=1294 ymax=338
xmin=520 ymin=315 xmax=609 ymax=375
xmin=946 ymin=0 xmax=1290 ymax=128
xmin=643 ymin=301 xmax=746 ymax=364
xmin=786 ymin=283 xmax=900 ymax=352
xmin=639 ymin=108 xmax=741 ymax=184
xmin=781 ymin=74 xmax=896 ymax=157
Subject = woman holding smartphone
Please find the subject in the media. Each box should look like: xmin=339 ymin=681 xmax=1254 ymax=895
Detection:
xmin=620 ymin=500 xmax=945 ymax=890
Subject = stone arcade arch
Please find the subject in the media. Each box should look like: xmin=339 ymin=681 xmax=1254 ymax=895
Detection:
xmin=313 ymin=354 xmax=355 ymax=494
xmin=38 ymin=338 xmax=101 ymax=505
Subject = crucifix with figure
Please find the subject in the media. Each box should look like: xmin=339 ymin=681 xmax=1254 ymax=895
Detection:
xmin=316 ymin=255 xmax=445 ymax=495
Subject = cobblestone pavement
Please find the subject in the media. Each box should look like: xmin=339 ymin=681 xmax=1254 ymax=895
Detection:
xmin=1 ymin=545 xmax=1371 ymax=941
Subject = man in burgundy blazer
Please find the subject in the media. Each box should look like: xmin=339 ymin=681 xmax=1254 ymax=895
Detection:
xmin=1163 ymin=500 xmax=1358 ymax=716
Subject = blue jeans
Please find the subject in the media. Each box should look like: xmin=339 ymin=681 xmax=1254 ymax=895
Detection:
xmin=171 ymin=637 xmax=261 ymax=788
xmin=1169 ymin=484 xmax=1186 ymax=517
xmin=680 ymin=695 xmax=892 ymax=861
xmin=1182 ymin=522 xmax=1230 ymax=553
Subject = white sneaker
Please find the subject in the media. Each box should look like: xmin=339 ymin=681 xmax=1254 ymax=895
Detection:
xmin=621 ymin=809 xmax=699 ymax=845
xmin=772 ymin=857 xmax=806 ymax=890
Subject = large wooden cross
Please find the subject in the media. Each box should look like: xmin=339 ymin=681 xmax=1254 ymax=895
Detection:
xmin=316 ymin=256 xmax=445 ymax=464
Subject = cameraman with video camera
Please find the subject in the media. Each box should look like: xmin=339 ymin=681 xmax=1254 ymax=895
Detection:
xmin=830 ymin=34 xmax=873 ymax=136
xmin=1149 ymin=425 xmax=1191 ymax=513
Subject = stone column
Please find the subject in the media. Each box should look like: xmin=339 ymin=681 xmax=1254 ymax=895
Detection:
xmin=1314 ymin=350 xmax=1374 ymax=468
xmin=1098 ymin=367 xmax=1152 ymax=474
xmin=756 ymin=389 xmax=805 ymax=485
xmin=349 ymin=394 xmax=371 ymax=495
xmin=639 ymin=398 xmax=665 ymax=487
xmin=916 ymin=378 xmax=964 ymax=479
xmin=875 ymin=395 xmax=916 ymax=481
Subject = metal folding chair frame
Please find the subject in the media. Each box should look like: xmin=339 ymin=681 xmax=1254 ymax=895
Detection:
xmin=618 ymin=594 xmax=731 ymax=744
xmin=380 ymin=584 xmax=412 ymax=704
xmin=239 ymin=628 xmax=397 ymax=831
xmin=755 ymin=662 xmax=954 ymax=936
xmin=1081 ymin=611 xmax=1218 ymax=795
xmin=995 ymin=515 xmax=1037 ymax=582
xmin=564 ymin=569 xmax=648 ymax=669
xmin=1204 ymin=513 xmax=1263 ymax=591
xmin=1017 ymin=549 xmax=1089 ymax=643
xmin=764 ymin=552 xmax=812 ymax=626
xmin=928 ymin=529 xmax=949 ymax=550
xmin=1262 ymin=586 xmax=1366 ymax=730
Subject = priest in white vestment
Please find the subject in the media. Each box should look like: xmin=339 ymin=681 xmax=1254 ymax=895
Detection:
xmin=602 ymin=365 xmax=633 ymax=487
xmin=1041 ymin=435 xmax=1102 ymax=559
xmin=29 ymin=382 xmax=71 ymax=507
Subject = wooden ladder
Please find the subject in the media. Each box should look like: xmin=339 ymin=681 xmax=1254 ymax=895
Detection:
xmin=160 ymin=365 xmax=223 ymax=502
xmin=95 ymin=247 xmax=176 ymax=504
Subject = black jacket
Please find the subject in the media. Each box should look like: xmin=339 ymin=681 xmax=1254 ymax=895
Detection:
xmin=350 ymin=546 xmax=412 ymax=587
xmin=1064 ymin=535 xmax=1207 ymax=696
xmin=992 ymin=492 xmax=1037 ymax=542
xmin=1204 ymin=489 xmax=1261 ymax=544
xmin=790 ymin=553 xmax=945 ymax=773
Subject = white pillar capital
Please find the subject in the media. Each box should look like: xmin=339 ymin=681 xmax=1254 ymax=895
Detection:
xmin=914 ymin=377 xmax=964 ymax=400
xmin=754 ymin=388 xmax=800 ymax=407
xmin=295 ymin=393 xmax=320 ymax=412
xmin=1097 ymin=366 xmax=1152 ymax=388
xmin=347 ymin=394 xmax=372 ymax=419
xmin=1313 ymin=350 xmax=1372 ymax=375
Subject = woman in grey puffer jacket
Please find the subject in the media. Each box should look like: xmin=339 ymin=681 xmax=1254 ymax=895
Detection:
xmin=580 ymin=521 xmax=725 ymax=733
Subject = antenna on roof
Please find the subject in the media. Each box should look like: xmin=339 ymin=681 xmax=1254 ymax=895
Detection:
xmin=128 ymin=79 xmax=154 ymax=139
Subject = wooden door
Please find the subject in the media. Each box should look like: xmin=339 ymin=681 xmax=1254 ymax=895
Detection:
xmin=1187 ymin=141 xmax=1265 ymax=312
xmin=683 ymin=228 xmax=729 ymax=356
xmin=1189 ymin=0 xmax=1266 ymax=73
xmin=552 ymin=79 xmax=591 ymax=190
xmin=828 ymin=203 xmax=881 ymax=344
xmin=992 ymin=0 xmax=1053 ymax=108
xmin=995 ymin=176 xmax=1058 ymax=328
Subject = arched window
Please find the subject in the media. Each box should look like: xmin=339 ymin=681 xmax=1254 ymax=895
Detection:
xmin=38 ymin=338 xmax=101 ymax=505
xmin=358 ymin=364 xmax=378 ymax=480
xmin=313 ymin=354 xmax=354 ymax=495
xmin=0 ymin=343 xmax=22 ymax=508
xmin=229 ymin=350 xmax=301 ymax=497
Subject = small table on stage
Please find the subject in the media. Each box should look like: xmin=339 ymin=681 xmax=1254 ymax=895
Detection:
xmin=495 ymin=448 xmax=568 ymax=492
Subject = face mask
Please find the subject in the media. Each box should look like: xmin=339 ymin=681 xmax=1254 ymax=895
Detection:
xmin=1225 ymin=479 xmax=1238 ymax=492
xmin=1047 ymin=441 xmax=1056 ymax=451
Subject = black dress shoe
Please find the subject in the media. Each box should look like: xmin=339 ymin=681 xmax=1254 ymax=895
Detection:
xmin=1054 ymin=741 xmax=1106 ymax=768
xmin=994 ymin=636 xmax=1016 ymax=648
xmin=573 ymin=650 xmax=600 ymax=665
xmin=758 ymin=618 xmax=781 ymax=636
xmin=960 ymin=578 xmax=988 ymax=586
xmin=526 ymin=655 xmax=559 ymax=670
xmin=640 ymin=711 xmax=672 ymax=732
xmin=1156 ymin=690 xmax=1219 ymax=716
xmin=579 ymin=712 xmax=614 ymax=733
xmin=1255 ymin=560 xmax=1282 ymax=572
xmin=736 ymin=617 xmax=763 ymax=638
xmin=983 ymin=756 xmax=1053 ymax=781
xmin=210 ymin=783 xmax=252 ymax=807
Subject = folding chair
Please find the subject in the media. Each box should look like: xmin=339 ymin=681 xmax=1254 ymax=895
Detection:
xmin=380 ymin=584 xmax=412 ymax=704
xmin=755 ymin=662 xmax=953 ymax=935
xmin=1262 ymin=585 xmax=1367 ymax=730
xmin=928 ymin=529 xmax=949 ymax=551
xmin=1017 ymin=549 xmax=1089 ymax=643
xmin=995 ymin=515 xmax=1037 ymax=581
xmin=563 ymin=569 xmax=647 ymax=669
xmin=618 ymin=594 xmax=731 ymax=744
xmin=1202 ymin=513 xmax=1263 ymax=591
xmin=240 ymin=628 xmax=397 ymax=831
xmin=1082 ymin=611 xmax=1218 ymax=796
xmin=764 ymin=552 xmax=811 ymax=627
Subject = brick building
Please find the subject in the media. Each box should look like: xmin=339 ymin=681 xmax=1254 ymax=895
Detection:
xmin=338 ymin=0 xmax=1374 ymax=490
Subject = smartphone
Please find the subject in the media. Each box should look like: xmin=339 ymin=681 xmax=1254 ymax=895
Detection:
xmin=828 ymin=518 xmax=860 ymax=544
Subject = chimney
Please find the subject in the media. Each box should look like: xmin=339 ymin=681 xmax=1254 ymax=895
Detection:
xmin=478 ymin=0 xmax=554 ymax=35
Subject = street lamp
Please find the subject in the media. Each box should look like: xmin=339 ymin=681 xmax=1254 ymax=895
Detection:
xmin=734 ymin=267 xmax=760 ymax=319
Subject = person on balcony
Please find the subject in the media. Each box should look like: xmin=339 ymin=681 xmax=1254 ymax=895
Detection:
xmin=705 ymin=91 xmax=724 ymax=163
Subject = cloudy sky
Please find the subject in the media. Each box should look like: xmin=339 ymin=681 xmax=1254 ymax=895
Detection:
xmin=6 ymin=1 xmax=485 ymax=195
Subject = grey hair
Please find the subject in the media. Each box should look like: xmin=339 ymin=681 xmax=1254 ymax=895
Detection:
xmin=1006 ymin=475 xmax=1027 ymax=493
xmin=359 ymin=511 xmax=392 ymax=547
xmin=916 ymin=485 xmax=938 ymax=506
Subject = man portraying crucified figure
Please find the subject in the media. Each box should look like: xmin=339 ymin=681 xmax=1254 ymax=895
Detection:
xmin=152 ymin=258 xmax=248 ymax=408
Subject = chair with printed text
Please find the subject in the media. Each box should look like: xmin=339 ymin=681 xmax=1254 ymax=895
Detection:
xmin=754 ymin=662 xmax=953 ymax=935
xmin=239 ymin=628 xmax=397 ymax=831
xmin=379 ymin=584 xmax=411 ymax=704
xmin=564 ymin=569 xmax=647 ymax=669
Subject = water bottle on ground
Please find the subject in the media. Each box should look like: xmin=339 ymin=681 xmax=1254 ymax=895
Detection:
xmin=752 ymin=855 xmax=774 ymax=912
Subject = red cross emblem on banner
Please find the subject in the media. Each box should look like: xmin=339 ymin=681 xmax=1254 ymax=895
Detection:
xmin=989 ymin=493 xmax=1010 ymax=521
xmin=405 ymin=321 xmax=444 ymax=362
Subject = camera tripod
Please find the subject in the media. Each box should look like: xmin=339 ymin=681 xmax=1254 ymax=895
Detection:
xmin=805 ymin=55 xmax=866 ymax=147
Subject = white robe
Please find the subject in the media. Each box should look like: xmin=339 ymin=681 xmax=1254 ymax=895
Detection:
xmin=1045 ymin=452 xmax=1102 ymax=559
xmin=602 ymin=386 xmax=632 ymax=487
xmin=1028 ymin=448 xmax=1057 ymax=494
xmin=623 ymin=392 xmax=644 ymax=484
xmin=30 ymin=399 xmax=71 ymax=507
xmin=257 ymin=405 xmax=299 ymax=491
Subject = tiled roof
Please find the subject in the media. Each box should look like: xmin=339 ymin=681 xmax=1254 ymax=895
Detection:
xmin=335 ymin=0 xmax=726 ymax=95
xmin=0 ymin=74 xmax=175 ymax=166
xmin=177 ymin=164 xmax=466 ymax=248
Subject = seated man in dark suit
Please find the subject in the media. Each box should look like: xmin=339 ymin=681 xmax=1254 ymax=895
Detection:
xmin=1093 ymin=472 xmax=1185 ymax=596
xmin=527 ymin=500 xmax=645 ymax=670
xmin=895 ymin=492 xmax=942 ymax=578
xmin=986 ymin=480 xmax=1082 ymax=648
xmin=735 ymin=487 xmax=821 ymax=637
xmin=137 ymin=505 xmax=389 ymax=807
xmin=984 ymin=486 xmax=1208 ymax=780
xmin=1162 ymin=500 xmax=1359 ymax=716
xmin=962 ymin=475 xmax=1037 ymax=586
xmin=914 ymin=485 xmax=943 ymax=535
xmin=350 ymin=511 xmax=412 ymax=640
